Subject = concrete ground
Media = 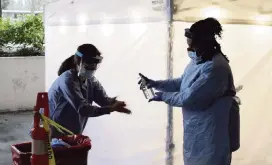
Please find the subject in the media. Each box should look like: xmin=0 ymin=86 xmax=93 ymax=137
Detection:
xmin=0 ymin=112 xmax=32 ymax=165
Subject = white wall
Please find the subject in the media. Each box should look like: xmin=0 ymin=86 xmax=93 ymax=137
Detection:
xmin=0 ymin=56 xmax=45 ymax=112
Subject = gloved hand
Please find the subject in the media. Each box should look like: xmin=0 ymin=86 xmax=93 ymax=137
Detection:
xmin=138 ymin=73 xmax=156 ymax=89
xmin=148 ymin=92 xmax=163 ymax=102
xmin=110 ymin=101 xmax=132 ymax=114
xmin=111 ymin=96 xmax=122 ymax=104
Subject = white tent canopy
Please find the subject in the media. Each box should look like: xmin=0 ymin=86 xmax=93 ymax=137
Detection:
xmin=44 ymin=0 xmax=272 ymax=165
xmin=173 ymin=0 xmax=272 ymax=24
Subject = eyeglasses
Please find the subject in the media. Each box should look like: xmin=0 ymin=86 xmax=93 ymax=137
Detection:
xmin=84 ymin=55 xmax=103 ymax=65
xmin=83 ymin=63 xmax=100 ymax=70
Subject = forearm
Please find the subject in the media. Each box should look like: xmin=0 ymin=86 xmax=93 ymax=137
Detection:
xmin=95 ymin=96 xmax=116 ymax=107
xmin=153 ymin=78 xmax=181 ymax=92
xmin=105 ymin=97 xmax=117 ymax=105
xmin=78 ymin=105 xmax=112 ymax=117
xmin=161 ymin=91 xmax=219 ymax=110
xmin=92 ymin=79 xmax=117 ymax=106
xmin=161 ymin=92 xmax=184 ymax=107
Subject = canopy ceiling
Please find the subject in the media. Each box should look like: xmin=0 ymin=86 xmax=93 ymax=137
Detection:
xmin=44 ymin=0 xmax=272 ymax=26
xmin=173 ymin=0 xmax=272 ymax=25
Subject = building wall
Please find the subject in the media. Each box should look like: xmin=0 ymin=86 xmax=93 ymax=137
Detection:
xmin=0 ymin=56 xmax=45 ymax=112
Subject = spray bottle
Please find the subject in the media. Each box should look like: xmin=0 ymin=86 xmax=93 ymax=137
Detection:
xmin=140 ymin=77 xmax=156 ymax=100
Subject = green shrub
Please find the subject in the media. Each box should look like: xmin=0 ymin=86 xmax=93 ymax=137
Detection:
xmin=0 ymin=14 xmax=44 ymax=57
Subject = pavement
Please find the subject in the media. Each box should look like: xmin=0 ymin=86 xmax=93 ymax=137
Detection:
xmin=0 ymin=111 xmax=32 ymax=165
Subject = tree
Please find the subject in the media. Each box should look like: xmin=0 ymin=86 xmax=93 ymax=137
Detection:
xmin=0 ymin=14 xmax=44 ymax=56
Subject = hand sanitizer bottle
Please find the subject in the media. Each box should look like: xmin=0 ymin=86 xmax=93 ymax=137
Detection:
xmin=140 ymin=77 xmax=155 ymax=99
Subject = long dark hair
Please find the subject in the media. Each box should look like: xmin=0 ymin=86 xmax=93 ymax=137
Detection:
xmin=190 ymin=17 xmax=229 ymax=62
xmin=57 ymin=44 xmax=101 ymax=76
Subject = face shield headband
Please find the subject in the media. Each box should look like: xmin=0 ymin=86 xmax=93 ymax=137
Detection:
xmin=185 ymin=28 xmax=194 ymax=39
xmin=75 ymin=51 xmax=103 ymax=64
xmin=75 ymin=51 xmax=103 ymax=79
xmin=185 ymin=28 xmax=215 ymax=41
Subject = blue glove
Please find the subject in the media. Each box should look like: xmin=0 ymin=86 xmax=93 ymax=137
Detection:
xmin=138 ymin=73 xmax=156 ymax=89
xmin=51 ymin=138 xmax=71 ymax=148
xmin=149 ymin=92 xmax=163 ymax=102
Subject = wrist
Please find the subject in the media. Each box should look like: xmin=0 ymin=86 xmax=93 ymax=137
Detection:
xmin=108 ymin=97 xmax=117 ymax=105
xmin=149 ymin=80 xmax=157 ymax=87
xmin=99 ymin=106 xmax=114 ymax=115
xmin=108 ymin=106 xmax=115 ymax=112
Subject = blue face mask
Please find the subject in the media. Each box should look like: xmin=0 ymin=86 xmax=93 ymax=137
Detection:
xmin=188 ymin=51 xmax=202 ymax=63
xmin=188 ymin=51 xmax=197 ymax=59
xmin=79 ymin=69 xmax=95 ymax=79
xmin=78 ymin=62 xmax=95 ymax=79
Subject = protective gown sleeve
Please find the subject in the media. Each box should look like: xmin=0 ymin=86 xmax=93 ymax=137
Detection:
xmin=60 ymin=76 xmax=112 ymax=117
xmin=154 ymin=77 xmax=183 ymax=92
xmin=92 ymin=78 xmax=116 ymax=106
xmin=161 ymin=63 xmax=228 ymax=110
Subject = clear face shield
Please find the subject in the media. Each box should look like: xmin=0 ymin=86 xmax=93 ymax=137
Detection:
xmin=185 ymin=28 xmax=194 ymax=49
xmin=77 ymin=53 xmax=103 ymax=79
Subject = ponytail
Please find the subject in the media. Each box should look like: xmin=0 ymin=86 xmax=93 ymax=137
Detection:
xmin=215 ymin=41 xmax=229 ymax=63
xmin=58 ymin=55 xmax=76 ymax=76
xmin=204 ymin=17 xmax=223 ymax=38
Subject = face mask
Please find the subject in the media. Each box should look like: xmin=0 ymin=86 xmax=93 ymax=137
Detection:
xmin=78 ymin=62 xmax=95 ymax=79
xmin=188 ymin=51 xmax=202 ymax=63
xmin=188 ymin=51 xmax=197 ymax=59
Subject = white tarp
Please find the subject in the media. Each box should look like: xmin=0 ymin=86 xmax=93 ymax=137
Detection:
xmin=45 ymin=0 xmax=272 ymax=165
xmin=45 ymin=0 xmax=171 ymax=165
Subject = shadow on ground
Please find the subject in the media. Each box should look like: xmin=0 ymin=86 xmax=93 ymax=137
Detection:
xmin=0 ymin=112 xmax=32 ymax=165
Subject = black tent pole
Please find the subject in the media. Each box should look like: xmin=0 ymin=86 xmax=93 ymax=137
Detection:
xmin=166 ymin=0 xmax=174 ymax=165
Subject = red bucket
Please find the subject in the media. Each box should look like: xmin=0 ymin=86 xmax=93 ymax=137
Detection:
xmin=11 ymin=135 xmax=91 ymax=165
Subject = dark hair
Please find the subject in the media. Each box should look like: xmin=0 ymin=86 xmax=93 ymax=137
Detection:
xmin=57 ymin=44 xmax=101 ymax=76
xmin=190 ymin=17 xmax=229 ymax=62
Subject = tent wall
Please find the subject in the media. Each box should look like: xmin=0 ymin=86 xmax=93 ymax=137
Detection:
xmin=45 ymin=1 xmax=172 ymax=165
xmin=45 ymin=22 xmax=170 ymax=165
xmin=45 ymin=0 xmax=272 ymax=165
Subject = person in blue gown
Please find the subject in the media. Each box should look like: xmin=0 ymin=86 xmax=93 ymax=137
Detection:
xmin=139 ymin=18 xmax=239 ymax=165
xmin=48 ymin=44 xmax=131 ymax=138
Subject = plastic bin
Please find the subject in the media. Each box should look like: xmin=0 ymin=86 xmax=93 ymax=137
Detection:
xmin=11 ymin=135 xmax=91 ymax=165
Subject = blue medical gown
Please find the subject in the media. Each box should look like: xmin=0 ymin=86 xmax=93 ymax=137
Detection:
xmin=154 ymin=54 xmax=236 ymax=165
xmin=48 ymin=70 xmax=115 ymax=138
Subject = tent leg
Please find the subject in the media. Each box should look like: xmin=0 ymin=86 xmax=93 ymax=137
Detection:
xmin=166 ymin=106 xmax=174 ymax=165
xmin=166 ymin=0 xmax=174 ymax=163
